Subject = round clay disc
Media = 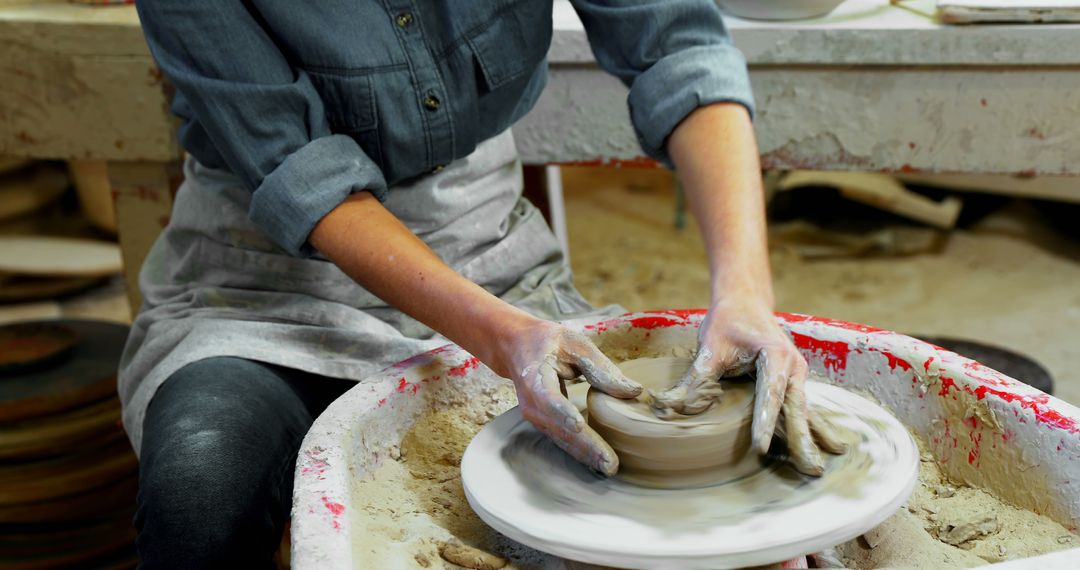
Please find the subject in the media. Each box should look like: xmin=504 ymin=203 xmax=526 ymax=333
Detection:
xmin=0 ymin=320 xmax=128 ymax=423
xmin=0 ymin=236 xmax=122 ymax=278
xmin=0 ymin=322 xmax=79 ymax=375
xmin=462 ymin=382 xmax=918 ymax=569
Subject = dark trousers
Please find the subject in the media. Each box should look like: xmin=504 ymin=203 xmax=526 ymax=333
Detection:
xmin=134 ymin=357 xmax=354 ymax=569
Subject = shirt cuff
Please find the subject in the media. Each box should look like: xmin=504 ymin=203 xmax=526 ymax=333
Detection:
xmin=628 ymin=43 xmax=756 ymax=168
xmin=249 ymin=134 xmax=388 ymax=257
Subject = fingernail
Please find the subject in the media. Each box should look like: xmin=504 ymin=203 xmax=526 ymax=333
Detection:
xmin=802 ymin=458 xmax=825 ymax=477
xmin=597 ymin=455 xmax=618 ymax=476
xmin=755 ymin=413 xmax=772 ymax=453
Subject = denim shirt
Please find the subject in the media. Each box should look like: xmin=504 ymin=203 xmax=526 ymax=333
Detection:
xmin=137 ymin=1 xmax=754 ymax=256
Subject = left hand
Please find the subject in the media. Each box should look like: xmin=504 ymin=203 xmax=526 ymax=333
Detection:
xmin=651 ymin=299 xmax=847 ymax=476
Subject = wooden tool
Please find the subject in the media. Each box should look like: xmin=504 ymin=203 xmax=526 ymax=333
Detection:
xmin=777 ymin=171 xmax=963 ymax=229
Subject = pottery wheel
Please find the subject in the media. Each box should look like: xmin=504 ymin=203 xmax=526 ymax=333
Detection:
xmin=462 ymin=360 xmax=918 ymax=569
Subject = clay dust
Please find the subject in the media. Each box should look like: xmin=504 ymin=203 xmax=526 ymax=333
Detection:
xmin=347 ymin=381 xmax=1074 ymax=569
xmin=346 ymin=382 xmax=604 ymax=569
xmin=831 ymin=435 xmax=1076 ymax=569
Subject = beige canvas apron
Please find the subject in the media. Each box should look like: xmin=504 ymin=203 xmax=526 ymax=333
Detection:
xmin=118 ymin=130 xmax=615 ymax=454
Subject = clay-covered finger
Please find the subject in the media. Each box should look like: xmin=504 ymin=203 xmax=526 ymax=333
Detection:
xmin=810 ymin=410 xmax=848 ymax=455
xmin=531 ymin=412 xmax=620 ymax=475
xmin=782 ymin=376 xmax=825 ymax=476
xmin=570 ymin=339 xmax=642 ymax=399
xmin=652 ymin=347 xmax=724 ymax=416
xmin=752 ymin=347 xmax=788 ymax=455
xmin=537 ymin=360 xmax=586 ymax=433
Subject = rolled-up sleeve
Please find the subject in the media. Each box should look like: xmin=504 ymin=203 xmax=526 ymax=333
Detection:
xmin=568 ymin=0 xmax=755 ymax=166
xmin=137 ymin=1 xmax=386 ymax=256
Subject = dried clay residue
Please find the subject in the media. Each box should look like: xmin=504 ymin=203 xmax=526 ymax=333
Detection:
xmin=349 ymin=386 xmax=1075 ymax=569
xmin=828 ymin=437 xmax=1077 ymax=569
xmin=347 ymin=382 xmax=607 ymax=569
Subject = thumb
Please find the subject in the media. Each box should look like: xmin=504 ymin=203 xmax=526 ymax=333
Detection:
xmin=567 ymin=334 xmax=642 ymax=399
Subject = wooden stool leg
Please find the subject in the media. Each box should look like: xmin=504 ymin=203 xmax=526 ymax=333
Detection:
xmin=106 ymin=160 xmax=181 ymax=315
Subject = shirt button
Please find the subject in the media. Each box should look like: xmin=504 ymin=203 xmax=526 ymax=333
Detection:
xmin=395 ymin=12 xmax=413 ymax=28
xmin=422 ymin=94 xmax=441 ymax=111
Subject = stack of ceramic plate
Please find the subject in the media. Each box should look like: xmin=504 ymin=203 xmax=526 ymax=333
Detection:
xmin=0 ymin=158 xmax=122 ymax=320
xmin=0 ymin=320 xmax=137 ymax=568
xmin=0 ymin=236 xmax=123 ymax=324
xmin=0 ymin=162 xmax=68 ymax=227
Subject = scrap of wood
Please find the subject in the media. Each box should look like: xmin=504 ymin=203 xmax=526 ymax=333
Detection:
xmin=438 ymin=540 xmax=507 ymax=570
xmin=778 ymin=171 xmax=963 ymax=229
xmin=897 ymin=172 xmax=1080 ymax=204
xmin=939 ymin=0 xmax=1080 ymax=24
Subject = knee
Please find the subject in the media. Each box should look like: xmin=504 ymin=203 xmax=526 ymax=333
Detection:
xmin=135 ymin=357 xmax=300 ymax=567
xmin=136 ymin=428 xmax=282 ymax=567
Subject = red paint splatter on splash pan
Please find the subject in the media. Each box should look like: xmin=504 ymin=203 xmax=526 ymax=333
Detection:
xmin=447 ymin=357 xmax=480 ymax=378
xmin=938 ymin=375 xmax=1077 ymax=433
xmin=777 ymin=313 xmax=886 ymax=334
xmin=585 ymin=309 xmax=704 ymax=334
xmin=322 ymin=496 xmax=345 ymax=516
xmin=790 ymin=332 xmax=848 ymax=373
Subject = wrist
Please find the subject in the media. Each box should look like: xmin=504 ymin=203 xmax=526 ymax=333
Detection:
xmin=709 ymin=280 xmax=776 ymax=314
xmin=465 ymin=303 xmax=550 ymax=378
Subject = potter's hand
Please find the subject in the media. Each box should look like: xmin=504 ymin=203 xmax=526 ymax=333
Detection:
xmin=652 ymin=302 xmax=846 ymax=476
xmin=501 ymin=321 xmax=643 ymax=476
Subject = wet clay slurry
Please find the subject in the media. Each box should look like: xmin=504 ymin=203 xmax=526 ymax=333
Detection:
xmin=588 ymin=357 xmax=763 ymax=489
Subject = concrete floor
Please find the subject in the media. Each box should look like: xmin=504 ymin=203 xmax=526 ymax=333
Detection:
xmin=561 ymin=167 xmax=1080 ymax=406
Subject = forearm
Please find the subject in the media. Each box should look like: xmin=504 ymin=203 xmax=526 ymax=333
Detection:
xmin=667 ymin=103 xmax=774 ymax=308
xmin=309 ymin=192 xmax=540 ymax=376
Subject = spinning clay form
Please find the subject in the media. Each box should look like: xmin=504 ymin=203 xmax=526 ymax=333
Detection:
xmin=588 ymin=357 xmax=762 ymax=489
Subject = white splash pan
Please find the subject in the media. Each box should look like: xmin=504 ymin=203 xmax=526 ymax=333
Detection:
xmin=291 ymin=310 xmax=1080 ymax=568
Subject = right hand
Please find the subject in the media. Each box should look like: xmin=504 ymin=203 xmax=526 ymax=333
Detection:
xmin=493 ymin=320 xmax=643 ymax=476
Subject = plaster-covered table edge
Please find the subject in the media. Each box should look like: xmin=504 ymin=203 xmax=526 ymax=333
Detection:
xmin=518 ymin=0 xmax=1080 ymax=177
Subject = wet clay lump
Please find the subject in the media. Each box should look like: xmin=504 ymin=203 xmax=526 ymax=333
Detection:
xmin=587 ymin=356 xmax=763 ymax=489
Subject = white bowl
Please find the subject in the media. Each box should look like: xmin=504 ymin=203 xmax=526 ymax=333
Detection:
xmin=717 ymin=0 xmax=847 ymax=20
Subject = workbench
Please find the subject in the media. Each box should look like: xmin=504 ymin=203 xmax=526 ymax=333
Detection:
xmin=3 ymin=0 xmax=1079 ymax=310
xmin=0 ymin=2 xmax=179 ymax=311
xmin=522 ymin=0 xmax=1080 ymax=176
